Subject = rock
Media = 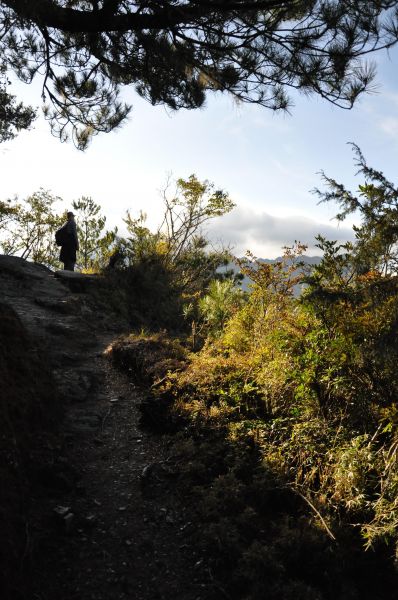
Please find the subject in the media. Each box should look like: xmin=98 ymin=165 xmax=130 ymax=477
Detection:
xmin=86 ymin=514 xmax=96 ymax=523
xmin=53 ymin=505 xmax=75 ymax=533
xmin=55 ymin=270 xmax=102 ymax=293
xmin=55 ymin=270 xmax=100 ymax=281
xmin=141 ymin=464 xmax=153 ymax=479
xmin=194 ymin=559 xmax=203 ymax=568
xmin=0 ymin=255 xmax=53 ymax=281
xmin=54 ymin=505 xmax=71 ymax=517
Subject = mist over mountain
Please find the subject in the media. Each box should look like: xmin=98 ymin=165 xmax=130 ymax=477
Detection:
xmin=208 ymin=205 xmax=355 ymax=259
xmin=227 ymin=255 xmax=322 ymax=294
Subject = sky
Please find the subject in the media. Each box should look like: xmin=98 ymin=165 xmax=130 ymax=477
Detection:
xmin=1 ymin=45 xmax=398 ymax=258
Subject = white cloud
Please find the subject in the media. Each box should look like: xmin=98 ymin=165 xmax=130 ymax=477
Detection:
xmin=207 ymin=206 xmax=354 ymax=258
xmin=379 ymin=117 xmax=398 ymax=137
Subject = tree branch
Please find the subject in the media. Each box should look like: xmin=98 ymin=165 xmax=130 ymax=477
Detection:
xmin=1 ymin=0 xmax=296 ymax=33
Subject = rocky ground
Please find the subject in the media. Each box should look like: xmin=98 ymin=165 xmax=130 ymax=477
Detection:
xmin=0 ymin=256 xmax=214 ymax=600
xmin=3 ymin=256 xmax=398 ymax=600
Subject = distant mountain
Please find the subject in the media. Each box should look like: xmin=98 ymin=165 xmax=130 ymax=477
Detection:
xmin=224 ymin=256 xmax=322 ymax=295
xmin=256 ymin=256 xmax=322 ymax=266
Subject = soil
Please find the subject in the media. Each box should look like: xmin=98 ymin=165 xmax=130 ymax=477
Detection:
xmin=31 ymin=359 xmax=215 ymax=600
xmin=0 ymin=256 xmax=214 ymax=600
xmin=3 ymin=256 xmax=398 ymax=600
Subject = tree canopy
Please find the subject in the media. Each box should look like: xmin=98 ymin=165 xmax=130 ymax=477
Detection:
xmin=0 ymin=67 xmax=36 ymax=142
xmin=1 ymin=1 xmax=398 ymax=147
xmin=315 ymin=143 xmax=398 ymax=276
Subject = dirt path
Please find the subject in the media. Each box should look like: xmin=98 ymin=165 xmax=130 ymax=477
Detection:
xmin=32 ymin=351 xmax=216 ymax=600
xmin=0 ymin=257 xmax=213 ymax=600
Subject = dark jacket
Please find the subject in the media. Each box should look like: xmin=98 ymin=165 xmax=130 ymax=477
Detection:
xmin=59 ymin=220 xmax=79 ymax=263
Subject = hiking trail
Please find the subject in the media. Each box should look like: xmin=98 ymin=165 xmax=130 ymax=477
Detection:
xmin=0 ymin=256 xmax=213 ymax=600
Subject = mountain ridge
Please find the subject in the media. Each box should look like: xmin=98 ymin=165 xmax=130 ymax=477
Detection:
xmin=227 ymin=255 xmax=322 ymax=292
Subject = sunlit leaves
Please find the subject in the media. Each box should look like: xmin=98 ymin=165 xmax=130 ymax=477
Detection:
xmin=72 ymin=195 xmax=118 ymax=271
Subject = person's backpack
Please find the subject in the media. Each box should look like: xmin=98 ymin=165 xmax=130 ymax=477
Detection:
xmin=55 ymin=225 xmax=69 ymax=247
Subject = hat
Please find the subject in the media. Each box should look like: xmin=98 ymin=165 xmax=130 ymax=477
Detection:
xmin=67 ymin=211 xmax=75 ymax=217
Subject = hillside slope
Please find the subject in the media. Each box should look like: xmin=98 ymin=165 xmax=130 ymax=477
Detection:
xmin=0 ymin=256 xmax=213 ymax=600
xmin=2 ymin=255 xmax=398 ymax=600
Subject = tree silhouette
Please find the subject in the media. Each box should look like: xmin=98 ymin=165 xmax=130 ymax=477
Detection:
xmin=0 ymin=67 xmax=36 ymax=142
xmin=1 ymin=1 xmax=398 ymax=147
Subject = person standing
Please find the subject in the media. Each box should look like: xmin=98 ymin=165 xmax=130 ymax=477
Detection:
xmin=59 ymin=211 xmax=79 ymax=271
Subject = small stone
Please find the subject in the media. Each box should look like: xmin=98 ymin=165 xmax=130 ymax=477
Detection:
xmin=141 ymin=465 xmax=151 ymax=478
xmin=85 ymin=514 xmax=96 ymax=526
xmin=54 ymin=505 xmax=71 ymax=517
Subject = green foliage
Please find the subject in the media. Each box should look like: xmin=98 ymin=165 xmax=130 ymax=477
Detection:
xmin=0 ymin=67 xmax=36 ymax=142
xmin=113 ymin=317 xmax=397 ymax=598
xmin=72 ymin=196 xmax=117 ymax=272
xmin=122 ymin=210 xmax=160 ymax=263
xmin=121 ymin=174 xmax=234 ymax=274
xmin=237 ymin=243 xmax=308 ymax=298
xmin=100 ymin=254 xmax=184 ymax=329
xmin=1 ymin=2 xmax=397 ymax=145
xmin=100 ymin=175 xmax=235 ymax=330
xmin=0 ymin=198 xmax=18 ymax=231
xmin=314 ymin=143 xmax=398 ymax=276
xmin=161 ymin=175 xmax=235 ymax=262
xmin=301 ymin=150 xmax=398 ymax=428
xmin=0 ymin=190 xmax=64 ymax=267
xmin=198 ymin=279 xmax=246 ymax=339
xmin=0 ymin=173 xmax=231 ymax=331
xmin=109 ymin=331 xmax=187 ymax=385
xmin=120 ymin=151 xmax=398 ymax=591
xmin=0 ymin=191 xmax=116 ymax=271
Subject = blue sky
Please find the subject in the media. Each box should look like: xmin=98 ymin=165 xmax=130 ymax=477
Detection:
xmin=1 ymin=45 xmax=398 ymax=258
